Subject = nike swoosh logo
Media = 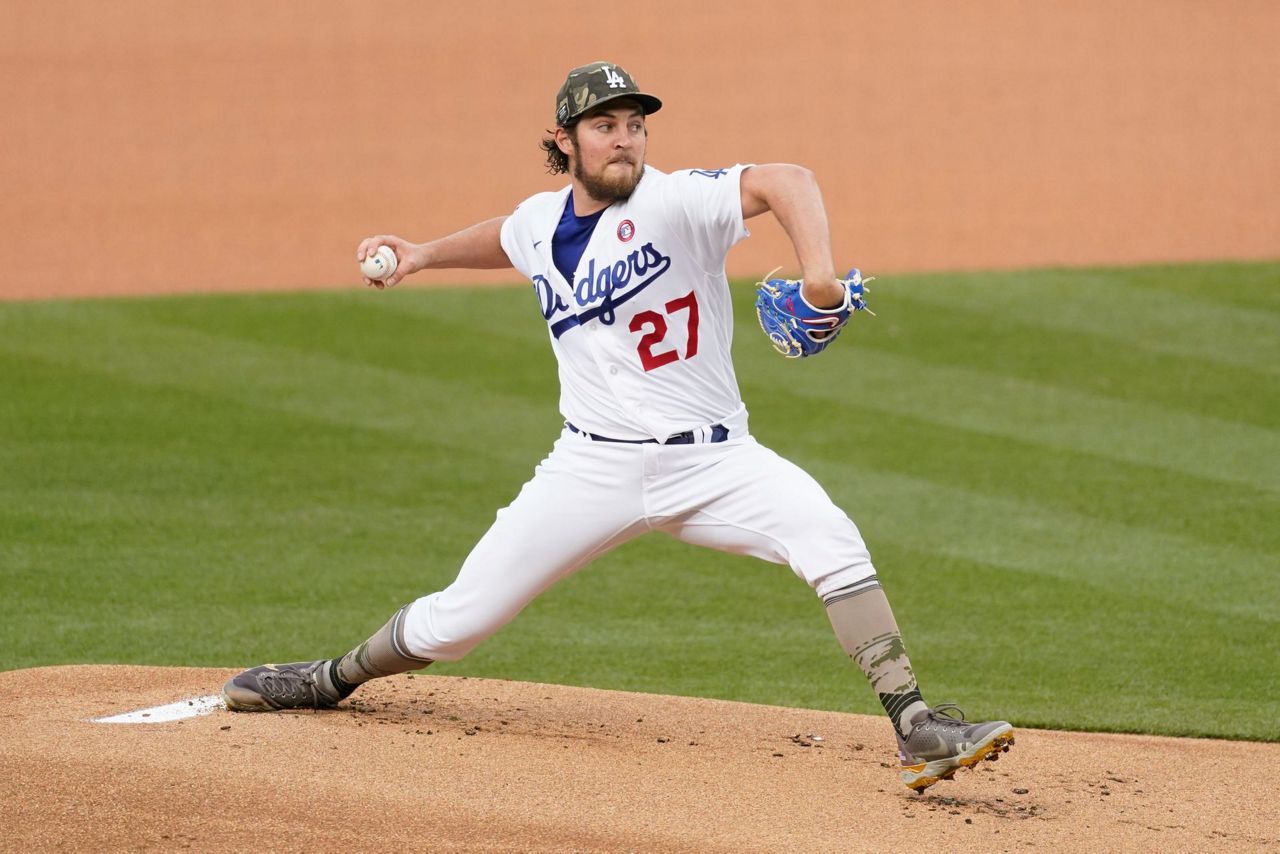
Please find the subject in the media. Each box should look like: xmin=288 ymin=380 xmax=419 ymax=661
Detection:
xmin=533 ymin=240 xmax=543 ymax=249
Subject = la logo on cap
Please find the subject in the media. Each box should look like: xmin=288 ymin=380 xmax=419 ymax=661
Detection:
xmin=602 ymin=65 xmax=627 ymax=89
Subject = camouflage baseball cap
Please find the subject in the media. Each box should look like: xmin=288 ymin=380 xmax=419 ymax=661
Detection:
xmin=554 ymin=61 xmax=662 ymax=127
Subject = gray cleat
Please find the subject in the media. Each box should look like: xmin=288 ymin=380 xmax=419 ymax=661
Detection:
xmin=222 ymin=660 xmax=352 ymax=712
xmin=896 ymin=703 xmax=1015 ymax=791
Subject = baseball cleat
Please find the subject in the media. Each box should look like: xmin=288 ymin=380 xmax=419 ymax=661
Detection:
xmin=896 ymin=704 xmax=1015 ymax=792
xmin=222 ymin=660 xmax=352 ymax=712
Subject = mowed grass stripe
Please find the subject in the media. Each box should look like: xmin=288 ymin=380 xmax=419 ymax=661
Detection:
xmin=811 ymin=461 xmax=1276 ymax=621
xmin=110 ymin=289 xmax=561 ymax=401
xmin=747 ymin=397 xmax=1276 ymax=554
xmin=880 ymin=263 xmax=1280 ymax=372
xmin=876 ymin=549 xmax=1278 ymax=740
xmin=860 ymin=293 xmax=1277 ymax=430
xmin=747 ymin=344 xmax=1280 ymax=494
xmin=0 ymin=347 xmax=548 ymax=535
xmin=1114 ymin=261 xmax=1280 ymax=312
xmin=0 ymin=307 xmax=562 ymax=461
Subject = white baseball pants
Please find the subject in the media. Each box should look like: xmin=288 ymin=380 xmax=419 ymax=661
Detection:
xmin=400 ymin=426 xmax=877 ymax=661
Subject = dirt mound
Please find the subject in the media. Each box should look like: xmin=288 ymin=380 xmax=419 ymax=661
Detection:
xmin=0 ymin=666 xmax=1275 ymax=851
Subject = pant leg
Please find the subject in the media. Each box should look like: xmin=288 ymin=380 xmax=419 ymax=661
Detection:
xmin=651 ymin=437 xmax=877 ymax=600
xmin=400 ymin=434 xmax=649 ymax=661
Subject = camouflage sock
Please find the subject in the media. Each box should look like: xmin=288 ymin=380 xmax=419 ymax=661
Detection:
xmin=332 ymin=604 xmax=434 ymax=694
xmin=825 ymin=583 xmax=928 ymax=739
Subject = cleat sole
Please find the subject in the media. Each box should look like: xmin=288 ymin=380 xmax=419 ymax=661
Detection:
xmin=900 ymin=728 xmax=1016 ymax=792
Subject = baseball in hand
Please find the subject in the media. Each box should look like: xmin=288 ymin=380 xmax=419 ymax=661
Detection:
xmin=360 ymin=245 xmax=398 ymax=281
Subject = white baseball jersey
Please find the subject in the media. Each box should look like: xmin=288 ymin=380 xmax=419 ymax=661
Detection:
xmin=500 ymin=165 xmax=752 ymax=441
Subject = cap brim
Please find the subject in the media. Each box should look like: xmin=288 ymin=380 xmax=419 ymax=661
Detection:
xmin=631 ymin=93 xmax=663 ymax=115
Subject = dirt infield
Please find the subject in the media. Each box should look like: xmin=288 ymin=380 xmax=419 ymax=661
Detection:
xmin=2 ymin=1 xmax=1278 ymax=300
xmin=1 ymin=666 xmax=1276 ymax=852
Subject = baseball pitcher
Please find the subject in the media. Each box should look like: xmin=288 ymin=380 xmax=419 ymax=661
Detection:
xmin=223 ymin=61 xmax=1014 ymax=792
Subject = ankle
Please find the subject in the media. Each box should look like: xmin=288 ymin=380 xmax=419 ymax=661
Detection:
xmin=333 ymin=605 xmax=434 ymax=688
xmin=327 ymin=658 xmax=357 ymax=699
xmin=897 ymin=700 xmax=929 ymax=738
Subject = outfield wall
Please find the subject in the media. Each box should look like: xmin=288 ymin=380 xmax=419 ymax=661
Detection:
xmin=1 ymin=0 xmax=1277 ymax=299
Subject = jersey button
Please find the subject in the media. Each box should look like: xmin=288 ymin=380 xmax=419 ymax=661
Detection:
xmin=609 ymin=366 xmax=619 ymax=375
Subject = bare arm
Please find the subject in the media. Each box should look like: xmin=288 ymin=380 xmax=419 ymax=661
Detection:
xmin=739 ymin=164 xmax=845 ymax=307
xmin=356 ymin=216 xmax=512 ymax=288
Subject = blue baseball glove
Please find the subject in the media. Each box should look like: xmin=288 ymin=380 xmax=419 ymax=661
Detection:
xmin=754 ymin=267 xmax=874 ymax=358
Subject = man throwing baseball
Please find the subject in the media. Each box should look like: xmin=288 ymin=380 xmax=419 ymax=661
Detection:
xmin=224 ymin=61 xmax=1014 ymax=792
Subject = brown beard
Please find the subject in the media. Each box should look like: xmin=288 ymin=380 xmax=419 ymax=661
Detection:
xmin=573 ymin=157 xmax=645 ymax=203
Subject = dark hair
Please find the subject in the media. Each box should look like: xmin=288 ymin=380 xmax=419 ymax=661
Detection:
xmin=540 ymin=125 xmax=575 ymax=175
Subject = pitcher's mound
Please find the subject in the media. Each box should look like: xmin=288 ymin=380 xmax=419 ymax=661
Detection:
xmin=1 ymin=666 xmax=1275 ymax=851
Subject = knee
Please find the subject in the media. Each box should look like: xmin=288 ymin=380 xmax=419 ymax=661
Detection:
xmin=787 ymin=517 xmax=876 ymax=600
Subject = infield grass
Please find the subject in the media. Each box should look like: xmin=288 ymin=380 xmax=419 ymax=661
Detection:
xmin=2 ymin=261 xmax=1277 ymax=740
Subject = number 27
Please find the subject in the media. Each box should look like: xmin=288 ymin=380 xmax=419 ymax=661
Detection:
xmin=629 ymin=291 xmax=700 ymax=372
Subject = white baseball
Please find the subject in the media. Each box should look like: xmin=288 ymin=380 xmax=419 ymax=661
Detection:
xmin=360 ymin=245 xmax=398 ymax=281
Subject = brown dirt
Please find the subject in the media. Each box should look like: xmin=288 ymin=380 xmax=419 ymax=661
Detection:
xmin=1 ymin=666 xmax=1276 ymax=852
xmin=2 ymin=1 xmax=1278 ymax=301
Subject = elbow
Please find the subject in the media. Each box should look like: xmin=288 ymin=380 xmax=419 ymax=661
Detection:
xmin=743 ymin=163 xmax=819 ymax=218
xmin=770 ymin=163 xmax=820 ymax=197
xmin=778 ymin=163 xmax=816 ymax=185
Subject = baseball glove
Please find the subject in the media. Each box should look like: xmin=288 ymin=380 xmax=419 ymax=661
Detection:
xmin=754 ymin=267 xmax=873 ymax=358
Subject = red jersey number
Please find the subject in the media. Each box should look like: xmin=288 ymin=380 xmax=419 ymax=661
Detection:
xmin=629 ymin=291 xmax=701 ymax=372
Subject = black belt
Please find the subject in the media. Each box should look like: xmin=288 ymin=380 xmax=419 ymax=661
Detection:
xmin=566 ymin=421 xmax=729 ymax=445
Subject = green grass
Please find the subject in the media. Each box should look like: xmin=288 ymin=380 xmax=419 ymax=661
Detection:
xmin=2 ymin=261 xmax=1277 ymax=741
